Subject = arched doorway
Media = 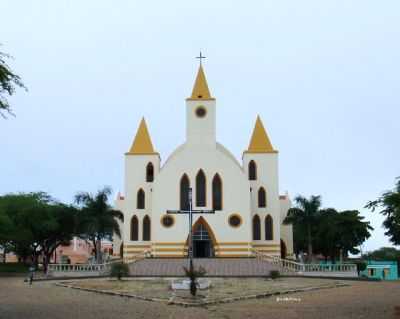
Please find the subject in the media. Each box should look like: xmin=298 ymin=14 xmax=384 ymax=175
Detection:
xmin=280 ymin=239 xmax=287 ymax=259
xmin=187 ymin=217 xmax=216 ymax=258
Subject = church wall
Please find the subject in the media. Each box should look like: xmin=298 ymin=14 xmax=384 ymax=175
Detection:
xmin=280 ymin=197 xmax=294 ymax=258
xmin=121 ymin=154 xmax=160 ymax=259
xmin=243 ymin=153 xmax=281 ymax=255
xmin=151 ymin=144 xmax=252 ymax=257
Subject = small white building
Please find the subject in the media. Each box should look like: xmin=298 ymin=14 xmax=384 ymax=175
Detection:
xmin=114 ymin=64 xmax=293 ymax=260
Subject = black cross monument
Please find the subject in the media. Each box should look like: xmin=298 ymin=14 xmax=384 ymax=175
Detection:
xmin=167 ymin=188 xmax=214 ymax=269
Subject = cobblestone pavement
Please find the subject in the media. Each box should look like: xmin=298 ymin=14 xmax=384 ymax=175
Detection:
xmin=129 ymin=258 xmax=279 ymax=276
xmin=0 ymin=277 xmax=399 ymax=319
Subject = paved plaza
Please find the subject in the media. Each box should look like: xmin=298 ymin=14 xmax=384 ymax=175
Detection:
xmin=0 ymin=277 xmax=399 ymax=319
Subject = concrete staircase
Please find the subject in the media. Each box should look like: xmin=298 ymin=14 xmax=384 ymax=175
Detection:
xmin=128 ymin=258 xmax=279 ymax=277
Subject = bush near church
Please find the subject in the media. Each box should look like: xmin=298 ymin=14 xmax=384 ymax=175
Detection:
xmin=270 ymin=270 xmax=280 ymax=279
xmin=110 ymin=262 xmax=129 ymax=280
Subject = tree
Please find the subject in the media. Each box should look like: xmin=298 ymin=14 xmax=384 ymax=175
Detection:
xmin=0 ymin=193 xmax=50 ymax=264
xmin=110 ymin=262 xmax=129 ymax=280
xmin=0 ymin=209 xmax=14 ymax=263
xmin=335 ymin=210 xmax=372 ymax=257
xmin=75 ymin=187 xmax=123 ymax=263
xmin=355 ymin=261 xmax=367 ymax=276
xmin=314 ymin=209 xmax=372 ymax=261
xmin=40 ymin=203 xmax=78 ymax=273
xmin=0 ymin=193 xmax=77 ymax=272
xmin=365 ymin=247 xmax=400 ymax=261
xmin=365 ymin=177 xmax=400 ymax=245
xmin=313 ymin=208 xmax=340 ymax=261
xmin=0 ymin=47 xmax=26 ymax=118
xmin=284 ymin=195 xmax=322 ymax=262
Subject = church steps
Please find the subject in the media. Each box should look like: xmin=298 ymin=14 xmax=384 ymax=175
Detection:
xmin=128 ymin=258 xmax=279 ymax=277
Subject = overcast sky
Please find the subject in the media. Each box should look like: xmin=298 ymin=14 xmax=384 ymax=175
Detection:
xmin=1 ymin=1 xmax=399 ymax=252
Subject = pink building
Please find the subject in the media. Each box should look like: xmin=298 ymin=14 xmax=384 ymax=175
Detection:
xmin=51 ymin=238 xmax=113 ymax=264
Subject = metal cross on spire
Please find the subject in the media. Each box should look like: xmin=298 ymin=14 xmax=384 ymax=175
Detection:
xmin=196 ymin=51 xmax=206 ymax=66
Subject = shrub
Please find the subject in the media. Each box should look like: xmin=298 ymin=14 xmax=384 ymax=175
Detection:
xmin=270 ymin=270 xmax=280 ymax=279
xmin=356 ymin=261 xmax=367 ymax=276
xmin=110 ymin=262 xmax=129 ymax=280
xmin=183 ymin=264 xmax=207 ymax=296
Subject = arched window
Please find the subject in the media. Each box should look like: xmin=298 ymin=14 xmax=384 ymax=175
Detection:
xmin=142 ymin=215 xmax=151 ymax=241
xmin=146 ymin=162 xmax=154 ymax=182
xmin=252 ymin=215 xmax=261 ymax=240
xmin=130 ymin=216 xmax=138 ymax=241
xmin=137 ymin=189 xmax=145 ymax=209
xmin=180 ymin=174 xmax=190 ymax=211
xmin=258 ymin=187 xmax=266 ymax=208
xmin=265 ymin=215 xmax=273 ymax=240
xmin=196 ymin=169 xmax=206 ymax=207
xmin=212 ymin=174 xmax=223 ymax=211
xmin=248 ymin=160 xmax=257 ymax=180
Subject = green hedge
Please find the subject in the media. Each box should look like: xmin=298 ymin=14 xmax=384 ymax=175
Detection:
xmin=0 ymin=263 xmax=30 ymax=273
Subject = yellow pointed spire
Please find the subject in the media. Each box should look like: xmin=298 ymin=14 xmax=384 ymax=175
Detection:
xmin=187 ymin=65 xmax=214 ymax=100
xmin=127 ymin=118 xmax=156 ymax=155
xmin=246 ymin=116 xmax=277 ymax=153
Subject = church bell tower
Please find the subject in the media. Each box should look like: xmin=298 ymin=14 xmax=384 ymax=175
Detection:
xmin=185 ymin=62 xmax=216 ymax=147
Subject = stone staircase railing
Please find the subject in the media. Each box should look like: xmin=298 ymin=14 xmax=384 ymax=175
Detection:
xmin=123 ymin=250 xmax=148 ymax=265
xmin=253 ymin=251 xmax=304 ymax=273
xmin=253 ymin=250 xmax=357 ymax=275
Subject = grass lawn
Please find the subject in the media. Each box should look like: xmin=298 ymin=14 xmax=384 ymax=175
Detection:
xmin=0 ymin=263 xmax=30 ymax=273
xmin=62 ymin=277 xmax=348 ymax=305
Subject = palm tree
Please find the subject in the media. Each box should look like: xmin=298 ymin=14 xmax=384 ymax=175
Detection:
xmin=75 ymin=187 xmax=123 ymax=263
xmin=284 ymin=195 xmax=322 ymax=262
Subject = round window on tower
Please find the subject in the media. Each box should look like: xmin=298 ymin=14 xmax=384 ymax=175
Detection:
xmin=228 ymin=214 xmax=242 ymax=228
xmin=195 ymin=106 xmax=207 ymax=118
xmin=161 ymin=214 xmax=175 ymax=228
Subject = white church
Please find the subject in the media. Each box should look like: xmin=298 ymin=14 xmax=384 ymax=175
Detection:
xmin=114 ymin=64 xmax=293 ymax=260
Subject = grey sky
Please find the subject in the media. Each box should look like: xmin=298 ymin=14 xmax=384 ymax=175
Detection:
xmin=1 ymin=1 xmax=399 ymax=252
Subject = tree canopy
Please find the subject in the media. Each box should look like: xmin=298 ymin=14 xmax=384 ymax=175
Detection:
xmin=365 ymin=247 xmax=400 ymax=261
xmin=0 ymin=187 xmax=123 ymax=267
xmin=314 ymin=209 xmax=372 ymax=260
xmin=285 ymin=195 xmax=372 ymax=262
xmin=0 ymin=192 xmax=77 ymax=271
xmin=0 ymin=47 xmax=26 ymax=118
xmin=366 ymin=177 xmax=400 ymax=245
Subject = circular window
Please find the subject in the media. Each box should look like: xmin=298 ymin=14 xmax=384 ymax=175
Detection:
xmin=195 ymin=106 xmax=207 ymax=118
xmin=228 ymin=214 xmax=242 ymax=228
xmin=161 ymin=215 xmax=174 ymax=228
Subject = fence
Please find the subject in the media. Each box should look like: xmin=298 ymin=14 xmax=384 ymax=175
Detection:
xmin=253 ymin=250 xmax=357 ymax=274
xmin=47 ymin=251 xmax=147 ymax=276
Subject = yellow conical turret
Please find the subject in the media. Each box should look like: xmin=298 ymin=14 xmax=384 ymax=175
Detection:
xmin=246 ymin=116 xmax=277 ymax=153
xmin=187 ymin=65 xmax=214 ymax=100
xmin=127 ymin=118 xmax=157 ymax=155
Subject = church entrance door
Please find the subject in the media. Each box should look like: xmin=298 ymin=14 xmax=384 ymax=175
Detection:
xmin=192 ymin=223 xmax=214 ymax=258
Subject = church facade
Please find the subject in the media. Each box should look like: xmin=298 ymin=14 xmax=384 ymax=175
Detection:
xmin=114 ymin=65 xmax=293 ymax=260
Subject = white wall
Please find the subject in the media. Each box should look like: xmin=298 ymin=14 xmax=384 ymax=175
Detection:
xmin=152 ymin=142 xmax=251 ymax=245
xmin=243 ymin=152 xmax=281 ymax=249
